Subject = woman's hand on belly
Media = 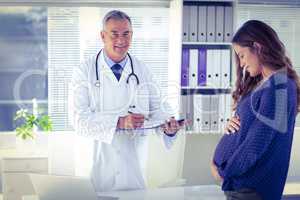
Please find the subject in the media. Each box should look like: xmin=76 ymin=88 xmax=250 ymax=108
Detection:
xmin=225 ymin=115 xmax=241 ymax=134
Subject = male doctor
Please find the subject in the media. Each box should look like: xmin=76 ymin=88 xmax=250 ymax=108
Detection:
xmin=71 ymin=10 xmax=182 ymax=192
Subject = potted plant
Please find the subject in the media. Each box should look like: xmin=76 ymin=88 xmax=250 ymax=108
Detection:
xmin=14 ymin=108 xmax=53 ymax=154
xmin=14 ymin=108 xmax=53 ymax=140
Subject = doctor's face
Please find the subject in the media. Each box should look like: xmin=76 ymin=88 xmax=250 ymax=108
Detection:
xmin=101 ymin=18 xmax=132 ymax=63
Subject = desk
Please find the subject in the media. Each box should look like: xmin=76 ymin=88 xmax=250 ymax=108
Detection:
xmin=0 ymin=185 xmax=224 ymax=200
xmin=99 ymin=183 xmax=300 ymax=200
xmin=0 ymin=183 xmax=299 ymax=200
xmin=99 ymin=185 xmax=225 ymax=200
xmin=283 ymin=182 xmax=300 ymax=200
xmin=0 ymin=195 xmax=40 ymax=200
xmin=1 ymin=185 xmax=224 ymax=200
xmin=284 ymin=183 xmax=300 ymax=195
xmin=0 ymin=149 xmax=48 ymax=200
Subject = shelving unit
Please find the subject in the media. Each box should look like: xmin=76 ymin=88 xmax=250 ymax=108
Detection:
xmin=180 ymin=0 xmax=236 ymax=133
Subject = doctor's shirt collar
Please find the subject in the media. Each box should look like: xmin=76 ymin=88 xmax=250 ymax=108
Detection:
xmin=103 ymin=50 xmax=128 ymax=69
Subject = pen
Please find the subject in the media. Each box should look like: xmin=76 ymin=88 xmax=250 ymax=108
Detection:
xmin=128 ymin=111 xmax=149 ymax=121
xmin=166 ymin=118 xmax=185 ymax=126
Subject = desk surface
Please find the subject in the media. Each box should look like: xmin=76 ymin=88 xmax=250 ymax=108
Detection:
xmin=0 ymin=186 xmax=225 ymax=200
xmin=98 ymin=183 xmax=300 ymax=200
xmin=283 ymin=183 xmax=300 ymax=196
xmin=99 ymin=185 xmax=225 ymax=200
xmin=0 ymin=183 xmax=299 ymax=200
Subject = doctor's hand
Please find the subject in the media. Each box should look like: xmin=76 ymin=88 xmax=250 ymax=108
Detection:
xmin=161 ymin=117 xmax=184 ymax=136
xmin=117 ymin=113 xmax=145 ymax=129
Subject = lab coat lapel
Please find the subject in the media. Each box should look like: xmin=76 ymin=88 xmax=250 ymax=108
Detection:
xmin=118 ymin=55 xmax=131 ymax=85
xmin=99 ymin=52 xmax=119 ymax=84
xmin=99 ymin=52 xmax=131 ymax=85
xmin=98 ymin=52 xmax=133 ymax=115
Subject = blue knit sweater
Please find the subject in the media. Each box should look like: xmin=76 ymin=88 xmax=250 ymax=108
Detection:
xmin=213 ymin=72 xmax=298 ymax=200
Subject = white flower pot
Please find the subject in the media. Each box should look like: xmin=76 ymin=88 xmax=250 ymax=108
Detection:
xmin=16 ymin=137 xmax=37 ymax=156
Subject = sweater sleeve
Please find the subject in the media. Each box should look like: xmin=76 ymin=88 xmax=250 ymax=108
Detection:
xmin=218 ymin=82 xmax=289 ymax=179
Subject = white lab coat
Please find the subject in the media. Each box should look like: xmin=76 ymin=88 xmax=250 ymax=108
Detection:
xmin=71 ymin=51 xmax=175 ymax=192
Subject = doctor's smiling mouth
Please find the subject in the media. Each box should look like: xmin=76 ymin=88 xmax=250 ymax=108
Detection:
xmin=114 ymin=45 xmax=129 ymax=54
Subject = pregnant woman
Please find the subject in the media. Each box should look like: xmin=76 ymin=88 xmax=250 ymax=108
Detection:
xmin=211 ymin=20 xmax=300 ymax=200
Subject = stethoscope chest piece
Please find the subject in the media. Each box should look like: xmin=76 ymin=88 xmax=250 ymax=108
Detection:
xmin=95 ymin=81 xmax=100 ymax=87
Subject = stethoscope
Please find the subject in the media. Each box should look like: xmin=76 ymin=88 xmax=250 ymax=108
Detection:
xmin=94 ymin=49 xmax=139 ymax=87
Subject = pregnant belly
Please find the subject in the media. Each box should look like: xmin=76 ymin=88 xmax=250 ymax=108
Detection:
xmin=213 ymin=134 xmax=239 ymax=167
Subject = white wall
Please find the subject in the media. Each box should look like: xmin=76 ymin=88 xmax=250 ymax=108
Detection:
xmin=146 ymin=131 xmax=186 ymax=188
xmin=182 ymin=130 xmax=300 ymax=185
xmin=287 ymin=129 xmax=300 ymax=181
xmin=182 ymin=133 xmax=223 ymax=186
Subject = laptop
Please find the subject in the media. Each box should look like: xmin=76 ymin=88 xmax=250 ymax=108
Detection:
xmin=29 ymin=173 xmax=118 ymax=200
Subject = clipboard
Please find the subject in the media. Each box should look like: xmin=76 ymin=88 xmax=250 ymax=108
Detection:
xmin=117 ymin=118 xmax=185 ymax=131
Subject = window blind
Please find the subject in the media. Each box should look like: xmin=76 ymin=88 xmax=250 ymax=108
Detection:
xmin=0 ymin=0 xmax=171 ymax=7
xmin=48 ymin=8 xmax=80 ymax=130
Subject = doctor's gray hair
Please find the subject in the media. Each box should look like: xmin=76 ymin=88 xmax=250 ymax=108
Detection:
xmin=102 ymin=10 xmax=132 ymax=30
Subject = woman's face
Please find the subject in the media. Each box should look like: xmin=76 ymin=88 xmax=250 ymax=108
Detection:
xmin=233 ymin=43 xmax=262 ymax=77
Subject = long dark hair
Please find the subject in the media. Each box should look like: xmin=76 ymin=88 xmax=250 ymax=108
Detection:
xmin=231 ymin=20 xmax=300 ymax=112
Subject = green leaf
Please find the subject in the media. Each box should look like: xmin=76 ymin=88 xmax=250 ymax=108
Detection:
xmin=37 ymin=115 xmax=53 ymax=132
xmin=15 ymin=124 xmax=33 ymax=140
xmin=14 ymin=109 xmax=29 ymax=121
xmin=14 ymin=108 xmax=52 ymax=140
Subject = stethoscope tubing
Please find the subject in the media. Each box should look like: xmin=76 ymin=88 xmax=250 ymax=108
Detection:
xmin=95 ymin=49 xmax=139 ymax=87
